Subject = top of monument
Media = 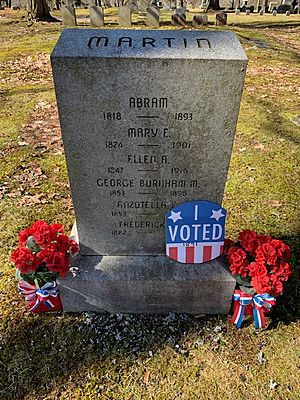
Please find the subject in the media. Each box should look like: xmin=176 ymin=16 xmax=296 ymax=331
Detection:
xmin=51 ymin=29 xmax=247 ymax=61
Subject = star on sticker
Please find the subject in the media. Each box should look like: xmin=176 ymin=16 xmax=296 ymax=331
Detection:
xmin=168 ymin=211 xmax=183 ymax=223
xmin=210 ymin=209 xmax=225 ymax=222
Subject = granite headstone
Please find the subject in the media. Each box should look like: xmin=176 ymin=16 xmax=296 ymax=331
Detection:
xmin=139 ymin=0 xmax=149 ymax=11
xmin=171 ymin=13 xmax=186 ymax=26
xmin=61 ymin=5 xmax=77 ymax=26
xmin=215 ymin=11 xmax=227 ymax=25
xmin=193 ymin=14 xmax=208 ymax=26
xmin=119 ymin=6 xmax=131 ymax=26
xmin=146 ymin=5 xmax=160 ymax=27
xmin=90 ymin=5 xmax=104 ymax=26
xmin=51 ymin=29 xmax=247 ymax=314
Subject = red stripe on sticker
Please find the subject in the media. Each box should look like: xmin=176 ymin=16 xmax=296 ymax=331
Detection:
xmin=203 ymin=246 xmax=212 ymax=262
xmin=220 ymin=245 xmax=224 ymax=255
xmin=169 ymin=247 xmax=178 ymax=261
xmin=185 ymin=246 xmax=195 ymax=264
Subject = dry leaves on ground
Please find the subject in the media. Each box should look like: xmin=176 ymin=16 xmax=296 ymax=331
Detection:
xmin=19 ymin=101 xmax=63 ymax=154
xmin=0 ymin=52 xmax=52 ymax=85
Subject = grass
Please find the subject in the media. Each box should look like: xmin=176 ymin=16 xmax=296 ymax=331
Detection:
xmin=0 ymin=8 xmax=300 ymax=400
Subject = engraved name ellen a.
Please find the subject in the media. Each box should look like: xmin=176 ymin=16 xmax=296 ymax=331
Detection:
xmin=88 ymin=36 xmax=211 ymax=49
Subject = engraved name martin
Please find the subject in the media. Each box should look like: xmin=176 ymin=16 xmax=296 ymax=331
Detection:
xmin=88 ymin=36 xmax=211 ymax=49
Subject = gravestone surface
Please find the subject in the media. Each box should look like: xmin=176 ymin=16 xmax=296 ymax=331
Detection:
xmin=119 ymin=6 xmax=131 ymax=26
xmin=90 ymin=5 xmax=104 ymax=26
xmin=51 ymin=29 xmax=247 ymax=314
xmin=215 ymin=11 xmax=227 ymax=25
xmin=193 ymin=14 xmax=208 ymax=26
xmin=176 ymin=6 xmax=186 ymax=14
xmin=146 ymin=5 xmax=160 ymax=27
xmin=139 ymin=0 xmax=149 ymax=11
xmin=171 ymin=13 xmax=186 ymax=26
xmin=61 ymin=5 xmax=77 ymax=26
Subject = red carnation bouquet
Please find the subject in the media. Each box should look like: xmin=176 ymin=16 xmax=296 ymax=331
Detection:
xmin=10 ymin=220 xmax=78 ymax=313
xmin=224 ymin=230 xmax=292 ymax=328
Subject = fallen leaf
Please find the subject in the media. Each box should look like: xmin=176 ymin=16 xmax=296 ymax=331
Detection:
xmin=17 ymin=194 xmax=48 ymax=207
xmin=264 ymin=200 xmax=283 ymax=207
xmin=254 ymin=143 xmax=265 ymax=150
xmin=143 ymin=369 xmax=152 ymax=385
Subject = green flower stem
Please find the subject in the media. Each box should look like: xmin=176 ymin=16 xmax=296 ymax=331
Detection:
xmin=34 ymin=278 xmax=40 ymax=290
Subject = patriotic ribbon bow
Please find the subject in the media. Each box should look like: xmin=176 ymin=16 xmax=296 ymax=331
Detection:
xmin=230 ymin=289 xmax=276 ymax=329
xmin=18 ymin=280 xmax=60 ymax=312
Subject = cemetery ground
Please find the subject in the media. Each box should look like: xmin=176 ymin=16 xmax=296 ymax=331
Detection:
xmin=0 ymin=8 xmax=300 ymax=400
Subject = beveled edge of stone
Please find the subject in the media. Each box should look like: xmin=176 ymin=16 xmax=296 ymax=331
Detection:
xmin=57 ymin=222 xmax=236 ymax=314
xmin=51 ymin=28 xmax=248 ymax=61
xmin=58 ymin=254 xmax=236 ymax=313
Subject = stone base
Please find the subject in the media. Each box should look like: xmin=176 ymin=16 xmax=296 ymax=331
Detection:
xmin=58 ymin=254 xmax=235 ymax=314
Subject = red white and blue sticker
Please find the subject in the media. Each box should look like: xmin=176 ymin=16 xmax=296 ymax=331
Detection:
xmin=165 ymin=200 xmax=226 ymax=264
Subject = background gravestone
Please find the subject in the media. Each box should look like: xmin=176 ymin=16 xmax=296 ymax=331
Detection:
xmin=119 ymin=6 xmax=131 ymax=26
xmin=193 ymin=14 xmax=208 ymax=26
xmin=90 ymin=5 xmax=104 ymax=26
xmin=171 ymin=12 xmax=186 ymax=26
xmin=51 ymin=29 xmax=247 ymax=314
xmin=146 ymin=5 xmax=160 ymax=27
xmin=215 ymin=11 xmax=227 ymax=25
xmin=61 ymin=4 xmax=76 ymax=26
xmin=138 ymin=0 xmax=149 ymax=11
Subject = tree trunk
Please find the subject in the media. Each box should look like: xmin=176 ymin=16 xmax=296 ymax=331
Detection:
xmin=28 ymin=0 xmax=53 ymax=20
xmin=206 ymin=0 xmax=221 ymax=10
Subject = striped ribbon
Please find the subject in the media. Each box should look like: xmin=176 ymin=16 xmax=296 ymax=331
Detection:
xmin=230 ymin=289 xmax=275 ymax=329
xmin=18 ymin=280 xmax=60 ymax=312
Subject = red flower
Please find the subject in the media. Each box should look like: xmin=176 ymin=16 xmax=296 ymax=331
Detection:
xmin=18 ymin=228 xmax=31 ymax=246
xmin=228 ymin=247 xmax=249 ymax=277
xmin=55 ymin=234 xmax=72 ymax=252
xmin=251 ymin=274 xmax=270 ymax=294
xmin=269 ymin=274 xmax=284 ymax=296
xmin=34 ymin=247 xmax=52 ymax=268
xmin=270 ymin=239 xmax=291 ymax=260
xmin=249 ymin=261 xmax=267 ymax=278
xmin=44 ymin=251 xmax=69 ymax=277
xmin=10 ymin=247 xmax=36 ymax=274
xmin=277 ymin=260 xmax=292 ymax=281
xmin=30 ymin=220 xmax=52 ymax=247
xmin=260 ymin=243 xmax=277 ymax=266
xmin=225 ymin=231 xmax=292 ymax=297
xmin=239 ymin=230 xmax=259 ymax=255
xmin=50 ymin=223 xmax=64 ymax=241
xmin=255 ymin=248 xmax=265 ymax=264
xmin=70 ymin=241 xmax=79 ymax=255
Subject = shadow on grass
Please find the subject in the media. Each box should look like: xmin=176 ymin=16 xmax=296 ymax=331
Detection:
xmin=1 ymin=230 xmax=299 ymax=399
xmin=268 ymin=233 xmax=300 ymax=328
xmin=0 ymin=310 xmax=227 ymax=399
xmin=5 ymin=85 xmax=53 ymax=97
xmin=231 ymin=22 xmax=300 ymax=29
xmin=253 ymin=96 xmax=300 ymax=145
